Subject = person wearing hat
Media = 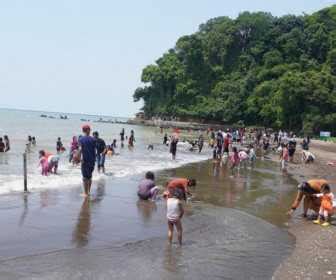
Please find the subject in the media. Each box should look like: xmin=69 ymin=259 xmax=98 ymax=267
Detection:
xmin=79 ymin=124 xmax=96 ymax=196
xmin=287 ymin=179 xmax=329 ymax=217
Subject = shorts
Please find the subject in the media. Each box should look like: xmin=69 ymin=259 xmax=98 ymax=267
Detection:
xmin=288 ymin=149 xmax=295 ymax=157
xmin=96 ymin=153 xmax=105 ymax=168
xmin=81 ymin=163 xmax=95 ymax=180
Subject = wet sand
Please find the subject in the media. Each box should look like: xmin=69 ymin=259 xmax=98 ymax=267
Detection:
xmin=0 ymin=159 xmax=298 ymax=279
xmin=272 ymin=140 xmax=336 ymax=280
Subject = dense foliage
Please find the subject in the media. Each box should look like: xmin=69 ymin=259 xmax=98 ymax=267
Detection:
xmin=134 ymin=5 xmax=336 ymax=134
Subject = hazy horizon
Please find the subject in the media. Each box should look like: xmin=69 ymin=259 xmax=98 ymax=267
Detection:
xmin=1 ymin=0 xmax=335 ymax=117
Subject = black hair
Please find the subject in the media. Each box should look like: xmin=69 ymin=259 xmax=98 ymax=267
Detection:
xmin=322 ymin=184 xmax=331 ymax=193
xmin=93 ymin=131 xmax=99 ymax=137
xmin=188 ymin=178 xmax=196 ymax=187
xmin=39 ymin=150 xmax=45 ymax=157
xmin=145 ymin=171 xmax=155 ymax=180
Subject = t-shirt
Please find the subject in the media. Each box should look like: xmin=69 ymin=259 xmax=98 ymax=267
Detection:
xmin=167 ymin=178 xmax=189 ymax=193
xmin=96 ymin=138 xmax=106 ymax=154
xmin=79 ymin=135 xmax=96 ymax=166
xmin=138 ymin=179 xmax=155 ymax=197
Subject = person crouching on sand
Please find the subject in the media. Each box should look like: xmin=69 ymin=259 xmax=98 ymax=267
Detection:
xmin=287 ymin=179 xmax=333 ymax=218
xmin=167 ymin=188 xmax=184 ymax=245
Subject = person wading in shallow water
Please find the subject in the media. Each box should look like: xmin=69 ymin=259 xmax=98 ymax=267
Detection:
xmin=79 ymin=125 xmax=96 ymax=197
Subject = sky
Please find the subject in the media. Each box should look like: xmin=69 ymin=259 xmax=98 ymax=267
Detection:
xmin=0 ymin=0 xmax=335 ymax=117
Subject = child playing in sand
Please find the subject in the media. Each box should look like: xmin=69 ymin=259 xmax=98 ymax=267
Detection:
xmin=313 ymin=184 xmax=334 ymax=227
xmin=167 ymin=188 xmax=184 ymax=245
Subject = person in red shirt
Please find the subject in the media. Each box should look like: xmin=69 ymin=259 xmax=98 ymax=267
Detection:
xmin=164 ymin=178 xmax=196 ymax=200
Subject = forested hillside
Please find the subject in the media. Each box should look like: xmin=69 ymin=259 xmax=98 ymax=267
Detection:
xmin=134 ymin=5 xmax=336 ymax=134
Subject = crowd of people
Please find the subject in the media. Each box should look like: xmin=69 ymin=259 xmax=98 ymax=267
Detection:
xmin=2 ymin=123 xmax=334 ymax=245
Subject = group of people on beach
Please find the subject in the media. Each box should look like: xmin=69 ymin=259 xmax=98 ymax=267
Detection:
xmin=4 ymin=121 xmax=334 ymax=245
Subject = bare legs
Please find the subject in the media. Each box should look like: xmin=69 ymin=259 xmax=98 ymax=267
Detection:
xmin=83 ymin=178 xmax=92 ymax=197
xmin=168 ymin=220 xmax=183 ymax=245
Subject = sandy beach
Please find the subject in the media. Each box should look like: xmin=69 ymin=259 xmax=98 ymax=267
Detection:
xmin=273 ymin=140 xmax=336 ymax=280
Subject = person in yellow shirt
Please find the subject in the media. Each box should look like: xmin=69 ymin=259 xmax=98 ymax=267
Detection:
xmin=287 ymin=179 xmax=330 ymax=217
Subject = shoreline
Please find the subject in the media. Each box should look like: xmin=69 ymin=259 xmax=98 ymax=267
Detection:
xmin=272 ymin=140 xmax=336 ymax=279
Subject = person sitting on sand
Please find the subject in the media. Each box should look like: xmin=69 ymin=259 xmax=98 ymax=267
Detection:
xmin=164 ymin=177 xmax=196 ymax=201
xmin=312 ymin=184 xmax=334 ymax=227
xmin=137 ymin=171 xmax=159 ymax=201
xmin=167 ymin=187 xmax=184 ymax=246
xmin=287 ymin=179 xmax=332 ymax=218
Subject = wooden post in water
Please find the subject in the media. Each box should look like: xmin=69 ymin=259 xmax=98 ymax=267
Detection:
xmin=23 ymin=152 xmax=28 ymax=192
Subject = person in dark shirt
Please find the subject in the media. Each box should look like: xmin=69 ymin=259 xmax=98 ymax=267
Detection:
xmin=4 ymin=135 xmax=10 ymax=152
xmin=56 ymin=137 xmax=63 ymax=153
xmin=170 ymin=135 xmax=178 ymax=160
xmin=79 ymin=125 xmax=96 ymax=197
xmin=120 ymin=128 xmax=125 ymax=147
xmin=128 ymin=130 xmax=135 ymax=147
xmin=163 ymin=133 xmax=168 ymax=145
xmin=0 ymin=137 xmax=5 ymax=152
xmin=93 ymin=131 xmax=106 ymax=173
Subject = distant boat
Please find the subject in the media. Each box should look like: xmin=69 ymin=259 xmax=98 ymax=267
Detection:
xmin=40 ymin=114 xmax=47 ymax=118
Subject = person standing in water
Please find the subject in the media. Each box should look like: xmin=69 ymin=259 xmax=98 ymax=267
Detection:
xmin=120 ymin=128 xmax=125 ymax=147
xmin=79 ymin=125 xmax=96 ymax=197
xmin=4 ymin=135 xmax=10 ymax=152
xmin=170 ymin=134 xmax=178 ymax=160
xmin=56 ymin=137 xmax=63 ymax=153
xmin=0 ymin=137 xmax=5 ymax=152
xmin=163 ymin=133 xmax=168 ymax=145
xmin=128 ymin=130 xmax=135 ymax=147
xmin=198 ymin=134 xmax=204 ymax=153
xmin=69 ymin=136 xmax=79 ymax=163
xmin=167 ymin=188 xmax=185 ymax=245
xmin=93 ymin=131 xmax=107 ymax=173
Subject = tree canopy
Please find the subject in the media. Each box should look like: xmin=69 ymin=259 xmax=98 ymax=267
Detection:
xmin=133 ymin=5 xmax=336 ymax=134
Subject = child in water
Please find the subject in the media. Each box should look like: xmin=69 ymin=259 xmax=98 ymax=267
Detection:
xmin=39 ymin=150 xmax=49 ymax=176
xmin=230 ymin=147 xmax=240 ymax=169
xmin=167 ymin=188 xmax=184 ymax=245
xmin=313 ymin=184 xmax=334 ymax=227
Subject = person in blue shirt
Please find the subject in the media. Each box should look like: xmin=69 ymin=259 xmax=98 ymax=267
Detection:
xmin=79 ymin=125 xmax=96 ymax=197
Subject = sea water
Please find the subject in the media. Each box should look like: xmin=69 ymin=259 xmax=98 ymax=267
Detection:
xmin=0 ymin=108 xmax=209 ymax=195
